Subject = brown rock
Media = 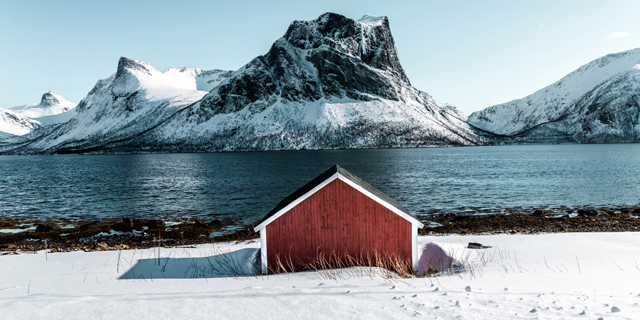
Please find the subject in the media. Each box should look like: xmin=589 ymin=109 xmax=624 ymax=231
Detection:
xmin=94 ymin=242 xmax=109 ymax=251
xmin=112 ymin=244 xmax=130 ymax=250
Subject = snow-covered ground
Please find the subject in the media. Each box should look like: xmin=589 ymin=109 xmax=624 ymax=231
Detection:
xmin=1 ymin=233 xmax=639 ymax=319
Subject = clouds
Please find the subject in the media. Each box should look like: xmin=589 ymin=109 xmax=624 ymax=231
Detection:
xmin=606 ymin=32 xmax=628 ymax=38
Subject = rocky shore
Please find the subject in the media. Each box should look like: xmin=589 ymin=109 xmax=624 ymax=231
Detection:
xmin=1 ymin=205 xmax=639 ymax=254
xmin=0 ymin=217 xmax=258 ymax=254
xmin=419 ymin=206 xmax=640 ymax=235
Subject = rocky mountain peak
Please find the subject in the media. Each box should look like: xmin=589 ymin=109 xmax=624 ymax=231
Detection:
xmin=39 ymin=91 xmax=63 ymax=107
xmin=116 ymin=57 xmax=153 ymax=78
xmin=200 ymin=13 xmax=413 ymax=116
xmin=282 ymin=12 xmax=407 ymax=82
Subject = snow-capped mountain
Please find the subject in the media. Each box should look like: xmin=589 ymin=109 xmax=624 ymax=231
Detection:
xmin=0 ymin=108 xmax=41 ymax=138
xmin=468 ymin=48 xmax=640 ymax=143
xmin=6 ymin=57 xmax=233 ymax=154
xmin=0 ymin=91 xmax=78 ymax=140
xmin=5 ymin=13 xmax=485 ymax=154
xmin=10 ymin=91 xmax=77 ymax=120
xmin=112 ymin=13 xmax=485 ymax=152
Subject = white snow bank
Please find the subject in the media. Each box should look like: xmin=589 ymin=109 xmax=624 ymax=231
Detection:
xmin=1 ymin=233 xmax=640 ymax=319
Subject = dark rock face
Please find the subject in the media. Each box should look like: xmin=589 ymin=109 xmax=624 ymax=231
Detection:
xmin=147 ymin=219 xmax=166 ymax=230
xmin=577 ymin=209 xmax=598 ymax=217
xmin=40 ymin=92 xmax=62 ymax=107
xmin=116 ymin=57 xmax=152 ymax=79
xmin=199 ymin=13 xmax=411 ymax=116
xmin=532 ymin=210 xmax=544 ymax=217
xmin=35 ymin=223 xmax=61 ymax=233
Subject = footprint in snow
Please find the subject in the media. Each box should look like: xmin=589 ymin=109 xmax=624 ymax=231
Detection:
xmin=611 ymin=306 xmax=621 ymax=313
xmin=390 ymin=285 xmax=396 ymax=290
xmin=434 ymin=287 xmax=440 ymax=292
xmin=465 ymin=286 xmax=472 ymax=292
xmin=412 ymin=294 xmax=418 ymax=298
xmin=530 ymin=308 xmax=537 ymax=313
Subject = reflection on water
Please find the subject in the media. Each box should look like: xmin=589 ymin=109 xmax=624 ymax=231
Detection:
xmin=0 ymin=144 xmax=639 ymax=224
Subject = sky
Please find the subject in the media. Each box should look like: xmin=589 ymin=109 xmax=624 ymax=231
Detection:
xmin=0 ymin=0 xmax=639 ymax=115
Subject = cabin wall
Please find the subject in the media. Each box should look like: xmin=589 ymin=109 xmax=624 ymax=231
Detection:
xmin=265 ymin=179 xmax=412 ymax=272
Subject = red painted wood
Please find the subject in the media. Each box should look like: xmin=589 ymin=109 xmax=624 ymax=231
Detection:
xmin=266 ymin=179 xmax=412 ymax=272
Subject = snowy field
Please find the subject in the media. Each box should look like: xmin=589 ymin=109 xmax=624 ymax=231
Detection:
xmin=1 ymin=233 xmax=639 ymax=319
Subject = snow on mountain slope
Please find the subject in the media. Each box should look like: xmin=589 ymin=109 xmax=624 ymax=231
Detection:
xmin=565 ymin=64 xmax=640 ymax=142
xmin=9 ymin=92 xmax=77 ymax=119
xmin=0 ymin=92 xmax=76 ymax=140
xmin=0 ymin=107 xmax=40 ymax=137
xmin=11 ymin=57 xmax=231 ymax=154
xmin=4 ymin=13 xmax=485 ymax=154
xmin=118 ymin=13 xmax=485 ymax=152
xmin=468 ymin=48 xmax=640 ymax=137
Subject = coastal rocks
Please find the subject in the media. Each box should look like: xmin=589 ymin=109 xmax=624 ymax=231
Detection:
xmin=35 ymin=222 xmax=61 ymax=233
xmin=147 ymin=219 xmax=166 ymax=230
xmin=111 ymin=218 xmax=134 ymax=232
xmin=577 ymin=209 xmax=598 ymax=217
xmin=112 ymin=244 xmax=130 ymax=250
xmin=420 ymin=207 xmax=640 ymax=235
xmin=94 ymin=242 xmax=109 ymax=251
xmin=0 ymin=217 xmax=238 ymax=253
xmin=78 ymin=221 xmax=100 ymax=231
xmin=532 ymin=210 xmax=545 ymax=217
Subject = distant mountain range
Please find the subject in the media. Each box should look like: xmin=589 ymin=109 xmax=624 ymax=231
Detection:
xmin=1 ymin=13 xmax=485 ymax=154
xmin=0 ymin=92 xmax=77 ymax=140
xmin=468 ymin=48 xmax=640 ymax=143
xmin=1 ymin=13 xmax=639 ymax=154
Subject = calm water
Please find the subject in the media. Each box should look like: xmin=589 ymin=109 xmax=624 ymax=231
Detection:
xmin=1 ymin=144 xmax=639 ymax=225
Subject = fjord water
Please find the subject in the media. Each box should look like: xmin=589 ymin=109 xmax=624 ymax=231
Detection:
xmin=1 ymin=144 xmax=639 ymax=224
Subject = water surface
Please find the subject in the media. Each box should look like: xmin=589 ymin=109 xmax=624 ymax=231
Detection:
xmin=1 ymin=144 xmax=639 ymax=224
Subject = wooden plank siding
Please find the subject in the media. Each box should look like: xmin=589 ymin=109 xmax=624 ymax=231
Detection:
xmin=266 ymin=179 xmax=412 ymax=272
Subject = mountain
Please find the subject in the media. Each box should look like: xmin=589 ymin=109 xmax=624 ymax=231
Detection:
xmin=9 ymin=92 xmax=78 ymax=125
xmin=0 ymin=108 xmax=41 ymax=139
xmin=5 ymin=13 xmax=485 ymax=154
xmin=106 ymin=13 xmax=485 ymax=152
xmin=468 ymin=48 xmax=640 ymax=143
xmin=0 ymin=91 xmax=78 ymax=140
xmin=5 ymin=58 xmax=233 ymax=154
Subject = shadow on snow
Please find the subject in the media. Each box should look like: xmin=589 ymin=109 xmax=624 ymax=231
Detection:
xmin=118 ymin=248 xmax=261 ymax=280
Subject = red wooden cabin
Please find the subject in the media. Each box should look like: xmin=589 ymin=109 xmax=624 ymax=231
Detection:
xmin=254 ymin=165 xmax=424 ymax=274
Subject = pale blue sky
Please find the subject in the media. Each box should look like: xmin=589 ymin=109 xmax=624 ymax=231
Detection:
xmin=1 ymin=0 xmax=638 ymax=115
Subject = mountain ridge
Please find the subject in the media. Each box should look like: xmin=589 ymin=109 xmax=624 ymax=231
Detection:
xmin=3 ymin=12 xmax=486 ymax=154
xmin=468 ymin=48 xmax=640 ymax=143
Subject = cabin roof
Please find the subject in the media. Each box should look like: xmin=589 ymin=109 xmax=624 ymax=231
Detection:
xmin=254 ymin=165 xmax=423 ymax=231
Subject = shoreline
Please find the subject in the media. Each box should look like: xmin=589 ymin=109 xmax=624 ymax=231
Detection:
xmin=1 ymin=205 xmax=639 ymax=253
